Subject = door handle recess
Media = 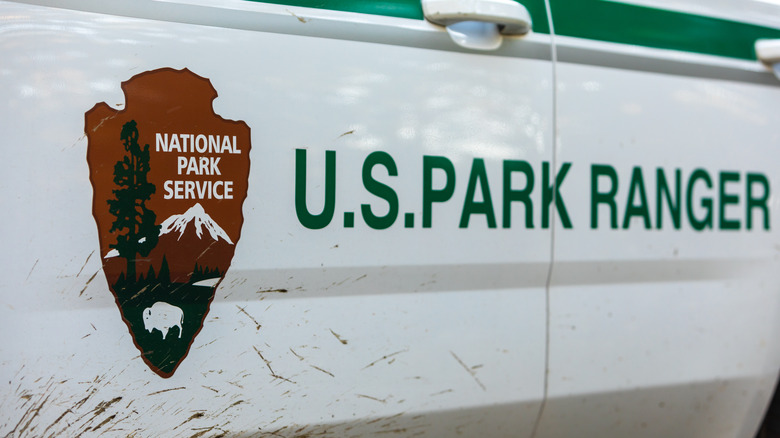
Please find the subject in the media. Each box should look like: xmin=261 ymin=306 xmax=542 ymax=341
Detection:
xmin=756 ymin=39 xmax=780 ymax=81
xmin=422 ymin=0 xmax=532 ymax=36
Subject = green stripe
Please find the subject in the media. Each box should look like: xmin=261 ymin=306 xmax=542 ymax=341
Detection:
xmin=550 ymin=0 xmax=780 ymax=61
xmin=251 ymin=0 xmax=780 ymax=61
xmin=518 ymin=0 xmax=551 ymax=35
xmin=250 ymin=0 xmax=551 ymax=32
xmin=250 ymin=0 xmax=425 ymax=20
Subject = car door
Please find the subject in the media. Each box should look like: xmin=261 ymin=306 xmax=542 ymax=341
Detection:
xmin=0 ymin=0 xmax=555 ymax=435
xmin=537 ymin=1 xmax=780 ymax=437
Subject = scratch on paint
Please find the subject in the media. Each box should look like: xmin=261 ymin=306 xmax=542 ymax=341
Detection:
xmin=189 ymin=426 xmax=216 ymax=438
xmin=286 ymin=8 xmax=308 ymax=23
xmin=64 ymin=133 xmax=87 ymax=151
xmin=91 ymin=113 xmax=116 ymax=133
xmin=72 ymin=388 xmax=97 ymax=411
xmin=289 ymin=348 xmax=304 ymax=361
xmin=236 ymin=305 xmax=261 ymax=330
xmin=253 ymin=345 xmax=275 ymax=375
xmin=195 ymin=338 xmax=218 ymax=349
xmin=93 ymin=397 xmax=122 ymax=415
xmin=40 ymin=407 xmax=72 ymax=437
xmin=272 ymin=374 xmax=296 ymax=384
xmin=254 ymin=346 xmax=296 ymax=384
xmin=194 ymin=240 xmax=219 ymax=266
xmin=15 ymin=390 xmax=52 ymax=436
xmin=329 ymin=329 xmax=348 ymax=345
xmin=264 ymin=426 xmax=288 ymax=437
xmin=147 ymin=387 xmax=185 ymax=396
xmin=363 ymin=349 xmax=408 ymax=370
xmin=173 ymin=412 xmax=205 ymax=430
xmin=356 ymin=394 xmax=387 ymax=403
xmin=79 ymin=270 xmax=100 ymax=297
xmin=77 ymin=251 xmax=94 ymax=277
xmin=338 ymin=130 xmax=355 ymax=138
xmin=256 ymin=288 xmax=288 ymax=293
xmin=26 ymin=259 xmax=39 ymax=281
xmin=310 ymin=365 xmax=334 ymax=378
xmin=366 ymin=412 xmax=404 ymax=425
xmin=450 ymin=351 xmax=486 ymax=391
xmin=91 ymin=414 xmax=116 ymax=432
xmin=216 ymin=400 xmax=245 ymax=417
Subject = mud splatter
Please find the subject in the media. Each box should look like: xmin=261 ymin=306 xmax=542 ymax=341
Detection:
xmin=91 ymin=413 xmax=116 ymax=431
xmin=289 ymin=348 xmax=304 ymax=361
xmin=356 ymin=394 xmax=387 ymax=404
xmin=329 ymin=329 xmax=348 ymax=345
xmin=256 ymin=288 xmax=288 ymax=294
xmin=450 ymin=351 xmax=485 ymax=391
xmin=310 ymin=365 xmax=334 ymax=378
xmin=79 ymin=270 xmax=100 ymax=297
xmin=236 ymin=305 xmax=261 ymax=330
xmin=174 ymin=412 xmax=205 ymax=429
xmin=286 ymin=9 xmax=308 ymax=23
xmin=26 ymin=260 xmax=39 ymax=282
xmin=253 ymin=346 xmax=295 ymax=384
xmin=363 ymin=349 xmax=408 ymax=370
xmin=147 ymin=387 xmax=185 ymax=396
xmin=77 ymin=251 xmax=94 ymax=277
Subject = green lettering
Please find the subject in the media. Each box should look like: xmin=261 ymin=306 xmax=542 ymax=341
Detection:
xmin=656 ymin=168 xmax=681 ymax=230
xmin=718 ymin=171 xmax=740 ymax=230
xmin=295 ymin=149 xmax=336 ymax=230
xmin=686 ymin=169 xmax=713 ymax=231
xmin=343 ymin=212 xmax=354 ymax=228
xmin=591 ymin=164 xmax=618 ymax=229
xmin=460 ymin=158 xmax=496 ymax=228
xmin=423 ymin=156 xmax=456 ymax=228
xmin=502 ymin=160 xmax=534 ymax=229
xmin=622 ymin=167 xmax=651 ymax=229
xmin=361 ymin=151 xmax=398 ymax=230
xmin=542 ymin=162 xmax=572 ymax=229
xmin=747 ymin=173 xmax=770 ymax=230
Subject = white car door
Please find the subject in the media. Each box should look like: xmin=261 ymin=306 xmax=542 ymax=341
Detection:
xmin=537 ymin=1 xmax=780 ymax=437
xmin=0 ymin=0 xmax=556 ymax=435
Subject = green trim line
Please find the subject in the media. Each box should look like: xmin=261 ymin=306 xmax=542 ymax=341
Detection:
xmin=519 ymin=0 xmax=550 ymax=34
xmin=550 ymin=0 xmax=780 ymax=61
xmin=250 ymin=0 xmax=425 ymax=20
xmin=250 ymin=0 xmax=551 ymax=32
xmin=251 ymin=0 xmax=780 ymax=61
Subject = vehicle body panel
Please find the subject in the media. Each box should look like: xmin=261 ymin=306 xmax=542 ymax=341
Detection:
xmin=0 ymin=0 xmax=779 ymax=437
xmin=0 ymin=1 xmax=553 ymax=435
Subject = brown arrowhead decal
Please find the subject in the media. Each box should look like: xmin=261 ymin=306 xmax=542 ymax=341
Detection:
xmin=85 ymin=68 xmax=251 ymax=377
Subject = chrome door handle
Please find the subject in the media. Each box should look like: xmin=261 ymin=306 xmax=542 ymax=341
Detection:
xmin=756 ymin=39 xmax=780 ymax=80
xmin=422 ymin=0 xmax=532 ymax=35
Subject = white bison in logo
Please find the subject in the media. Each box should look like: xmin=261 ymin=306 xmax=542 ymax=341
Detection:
xmin=142 ymin=302 xmax=184 ymax=340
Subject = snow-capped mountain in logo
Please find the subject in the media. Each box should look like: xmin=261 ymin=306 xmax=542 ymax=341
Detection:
xmin=159 ymin=203 xmax=233 ymax=245
xmin=102 ymin=203 xmax=237 ymax=284
xmin=104 ymin=203 xmax=233 ymax=259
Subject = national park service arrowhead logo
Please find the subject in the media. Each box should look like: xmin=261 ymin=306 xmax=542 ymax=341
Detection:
xmin=85 ymin=68 xmax=251 ymax=377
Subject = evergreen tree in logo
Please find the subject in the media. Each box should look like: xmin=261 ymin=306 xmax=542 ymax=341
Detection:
xmin=108 ymin=120 xmax=160 ymax=282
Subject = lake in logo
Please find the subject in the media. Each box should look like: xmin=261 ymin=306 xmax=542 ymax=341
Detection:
xmin=85 ymin=68 xmax=251 ymax=377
